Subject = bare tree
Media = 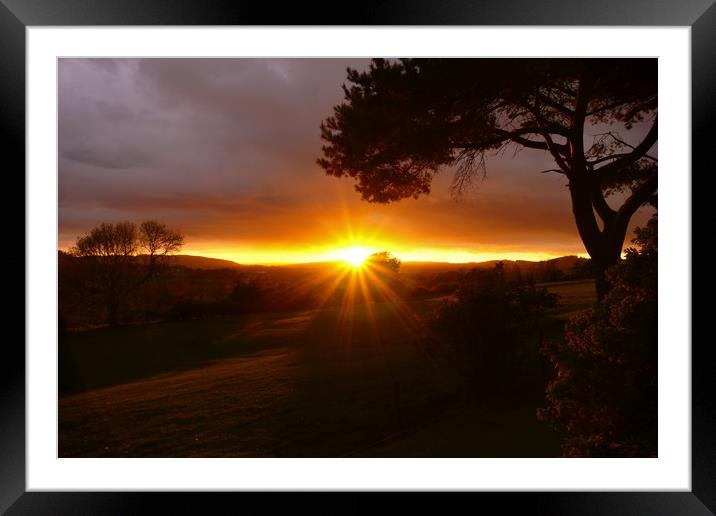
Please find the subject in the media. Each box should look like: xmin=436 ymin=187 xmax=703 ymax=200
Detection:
xmin=139 ymin=220 xmax=185 ymax=280
xmin=71 ymin=220 xmax=184 ymax=326
xmin=72 ymin=221 xmax=139 ymax=326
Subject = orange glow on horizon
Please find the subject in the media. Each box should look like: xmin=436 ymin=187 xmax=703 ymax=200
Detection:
xmin=58 ymin=233 xmax=589 ymax=265
xmin=176 ymin=243 xmax=587 ymax=266
xmin=165 ymin=195 xmax=590 ymax=265
xmin=57 ymin=191 xmax=591 ymax=266
xmin=334 ymin=246 xmax=375 ymax=268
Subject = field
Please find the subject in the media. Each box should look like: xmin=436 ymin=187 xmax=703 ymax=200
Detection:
xmin=58 ymin=279 xmax=595 ymax=457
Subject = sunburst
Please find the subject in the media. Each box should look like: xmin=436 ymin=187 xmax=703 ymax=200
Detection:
xmin=336 ymin=246 xmax=374 ymax=268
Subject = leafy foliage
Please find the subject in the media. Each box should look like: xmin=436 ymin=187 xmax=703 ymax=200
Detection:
xmin=366 ymin=251 xmax=401 ymax=273
xmin=319 ymin=59 xmax=658 ymax=296
xmin=319 ymin=58 xmax=656 ymax=203
xmin=430 ymin=264 xmax=558 ymax=394
xmin=538 ymin=216 xmax=657 ymax=457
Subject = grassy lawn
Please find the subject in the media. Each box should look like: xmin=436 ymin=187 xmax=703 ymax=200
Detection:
xmin=542 ymin=278 xmax=597 ymax=319
xmin=59 ymin=280 xmax=595 ymax=457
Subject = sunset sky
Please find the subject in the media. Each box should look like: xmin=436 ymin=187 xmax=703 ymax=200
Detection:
xmin=58 ymin=58 xmax=653 ymax=264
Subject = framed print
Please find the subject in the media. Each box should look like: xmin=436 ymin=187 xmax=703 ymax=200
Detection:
xmin=4 ymin=0 xmax=711 ymax=513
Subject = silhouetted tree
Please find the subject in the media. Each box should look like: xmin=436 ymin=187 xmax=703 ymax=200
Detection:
xmin=72 ymin=222 xmax=138 ymax=326
xmin=538 ymin=215 xmax=657 ymax=456
xmin=319 ymin=59 xmax=657 ymax=298
xmin=139 ymin=220 xmax=185 ymax=281
xmin=71 ymin=220 xmax=184 ymax=326
xmin=365 ymin=251 xmax=401 ymax=274
xmin=359 ymin=251 xmax=402 ymax=301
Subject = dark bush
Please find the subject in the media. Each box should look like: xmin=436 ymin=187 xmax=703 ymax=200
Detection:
xmin=223 ymin=281 xmax=265 ymax=314
xmin=430 ymin=264 xmax=558 ymax=396
xmin=538 ymin=216 xmax=657 ymax=457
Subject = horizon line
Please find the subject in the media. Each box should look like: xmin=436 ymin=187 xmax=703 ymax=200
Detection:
xmin=58 ymin=249 xmax=588 ymax=267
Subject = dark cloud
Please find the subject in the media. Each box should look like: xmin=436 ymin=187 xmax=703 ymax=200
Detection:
xmin=58 ymin=58 xmax=653 ymax=262
xmin=62 ymin=145 xmax=156 ymax=169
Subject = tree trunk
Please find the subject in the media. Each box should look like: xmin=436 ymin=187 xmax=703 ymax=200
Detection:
xmin=568 ymin=177 xmax=624 ymax=301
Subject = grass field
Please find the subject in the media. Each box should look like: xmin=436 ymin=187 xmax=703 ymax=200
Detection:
xmin=540 ymin=278 xmax=598 ymax=319
xmin=58 ymin=279 xmax=595 ymax=457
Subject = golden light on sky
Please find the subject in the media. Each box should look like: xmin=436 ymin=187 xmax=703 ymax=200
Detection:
xmin=179 ymin=241 xmax=585 ymax=265
xmin=334 ymin=246 xmax=375 ymax=268
xmin=58 ymin=58 xmax=653 ymax=266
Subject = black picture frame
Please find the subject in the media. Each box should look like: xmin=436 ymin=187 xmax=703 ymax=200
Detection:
xmin=3 ymin=0 xmax=709 ymax=513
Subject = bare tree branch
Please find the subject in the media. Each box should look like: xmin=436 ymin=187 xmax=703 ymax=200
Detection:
xmin=618 ymin=172 xmax=658 ymax=219
xmin=596 ymin=119 xmax=658 ymax=182
xmin=589 ymin=152 xmax=635 ymax=166
xmin=604 ymin=132 xmax=658 ymax=161
xmin=536 ymin=90 xmax=573 ymax=117
xmin=591 ymin=183 xmax=617 ymax=226
xmin=526 ymin=104 xmax=572 ymax=175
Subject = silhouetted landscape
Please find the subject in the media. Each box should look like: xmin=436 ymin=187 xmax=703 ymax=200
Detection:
xmin=59 ymin=57 xmax=657 ymax=458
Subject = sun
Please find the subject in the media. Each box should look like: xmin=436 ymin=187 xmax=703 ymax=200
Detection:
xmin=337 ymin=246 xmax=374 ymax=268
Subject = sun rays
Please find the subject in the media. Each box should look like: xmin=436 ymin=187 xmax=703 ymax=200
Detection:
xmin=336 ymin=246 xmax=375 ymax=269
xmin=292 ymin=250 xmax=426 ymax=349
xmin=262 ymin=195 xmax=423 ymax=346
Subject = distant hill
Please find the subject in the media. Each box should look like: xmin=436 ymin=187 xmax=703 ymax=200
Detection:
xmin=59 ymin=250 xmax=248 ymax=271
xmin=539 ymin=255 xmax=587 ymax=273
xmin=135 ymin=254 xmax=267 ymax=272
xmin=401 ymin=255 xmax=586 ymax=273
xmin=164 ymin=256 xmax=337 ymax=273
xmin=163 ymin=255 xmax=245 ymax=270
xmin=61 ymin=251 xmax=589 ymax=276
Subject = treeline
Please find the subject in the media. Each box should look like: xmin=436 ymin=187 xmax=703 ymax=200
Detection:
xmin=60 ymin=253 xmax=327 ymax=330
xmin=403 ymin=256 xmax=595 ymax=300
xmin=59 ymin=220 xmax=595 ymax=331
xmin=60 ymin=234 xmax=406 ymax=330
xmin=60 ymin=220 xmax=186 ymax=330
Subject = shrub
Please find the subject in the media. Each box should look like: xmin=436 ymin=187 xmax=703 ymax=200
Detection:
xmin=538 ymin=216 xmax=657 ymax=457
xmin=430 ymin=264 xmax=558 ymax=396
